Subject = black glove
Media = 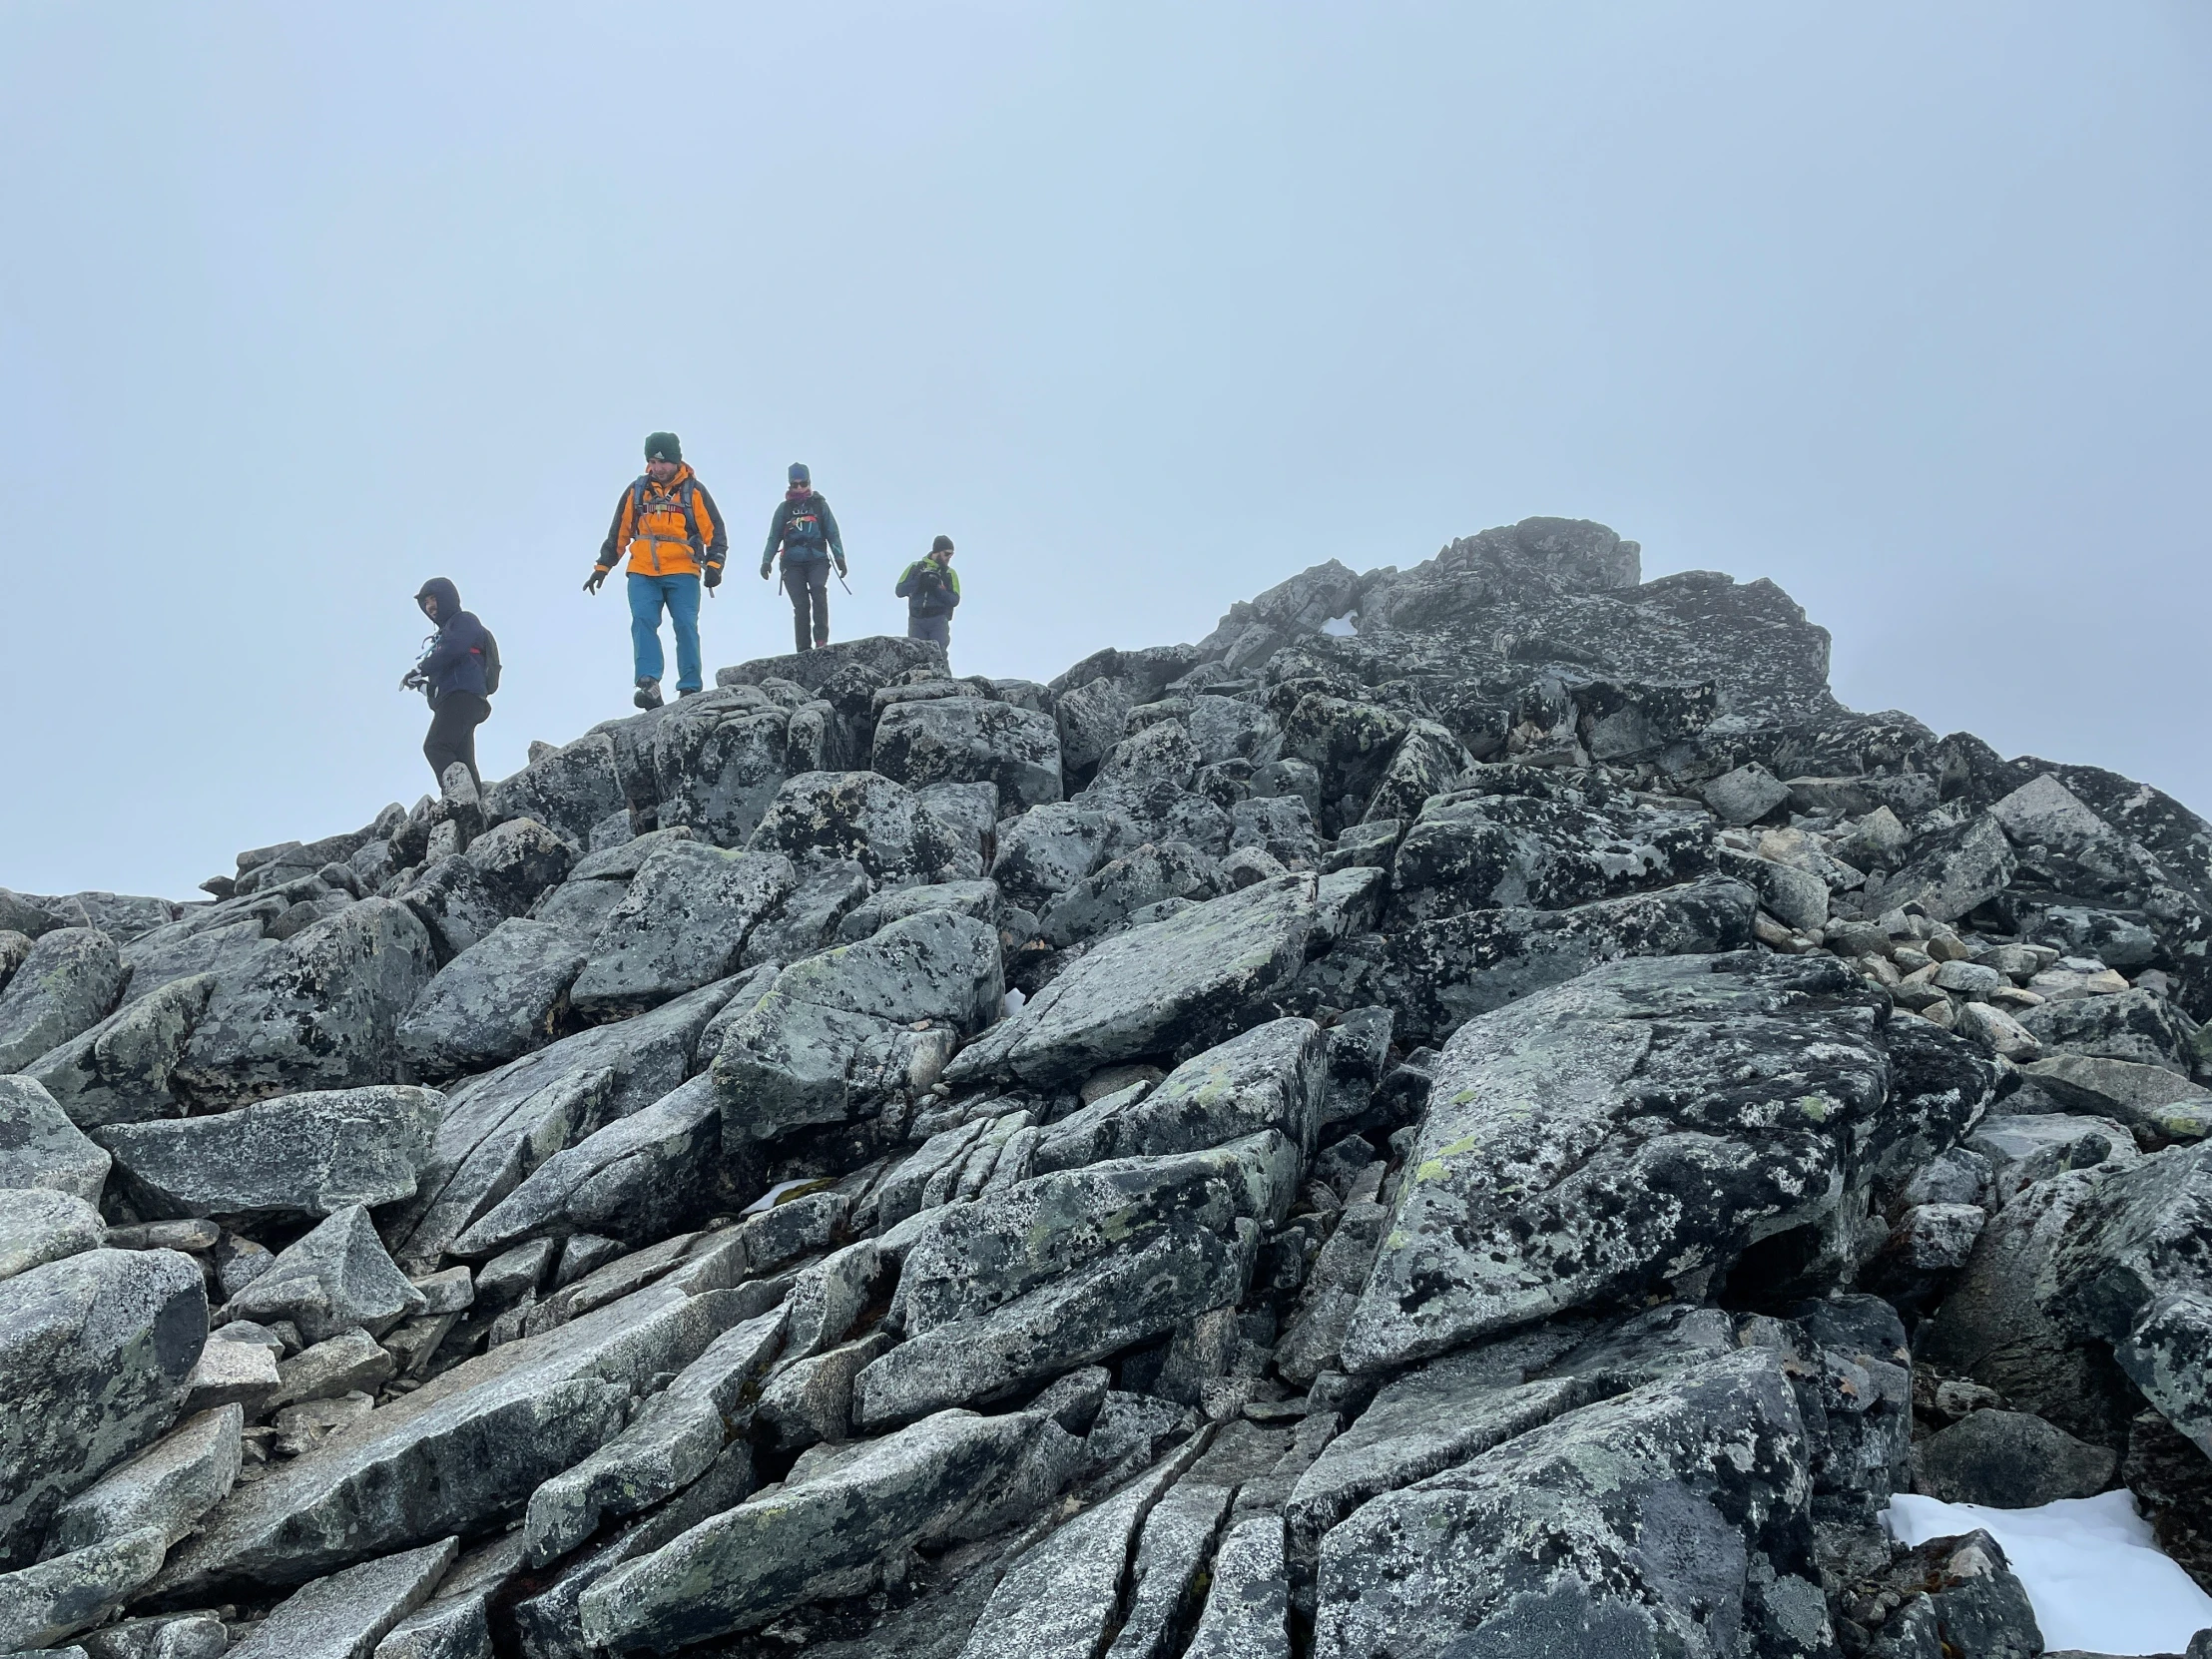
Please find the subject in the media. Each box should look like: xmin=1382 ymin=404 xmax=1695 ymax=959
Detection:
xmin=583 ymin=567 xmax=608 ymax=595
xmin=703 ymin=563 xmax=723 ymax=591
xmin=760 ymin=561 xmax=774 ymax=581
xmin=834 ymin=558 xmax=849 ymax=580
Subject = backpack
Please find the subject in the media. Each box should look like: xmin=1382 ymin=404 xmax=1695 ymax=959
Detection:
xmin=476 ymin=629 xmax=502 ymax=696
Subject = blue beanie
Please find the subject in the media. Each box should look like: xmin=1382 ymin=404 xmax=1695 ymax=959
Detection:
xmin=788 ymin=462 xmax=811 ymax=486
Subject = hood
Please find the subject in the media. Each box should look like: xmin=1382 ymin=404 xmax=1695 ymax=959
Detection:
xmin=416 ymin=577 xmax=462 ymax=620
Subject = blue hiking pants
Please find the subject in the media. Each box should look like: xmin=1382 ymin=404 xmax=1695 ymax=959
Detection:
xmin=627 ymin=572 xmax=702 ymax=692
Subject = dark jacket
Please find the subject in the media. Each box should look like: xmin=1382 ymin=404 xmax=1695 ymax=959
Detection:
xmin=895 ymin=558 xmax=961 ymax=619
xmin=414 ymin=578 xmax=491 ymax=700
xmin=763 ymin=488 xmax=844 ymax=566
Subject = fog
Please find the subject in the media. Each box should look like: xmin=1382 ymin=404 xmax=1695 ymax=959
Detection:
xmin=2 ymin=3 xmax=2206 ymax=899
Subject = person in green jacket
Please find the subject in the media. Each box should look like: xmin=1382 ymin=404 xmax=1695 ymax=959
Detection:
xmin=895 ymin=536 xmax=960 ymax=653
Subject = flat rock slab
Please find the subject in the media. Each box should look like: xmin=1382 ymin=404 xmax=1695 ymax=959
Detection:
xmin=153 ymin=1283 xmax=751 ymax=1599
xmin=173 ymin=900 xmax=436 ymax=1110
xmin=947 ymin=874 xmax=1318 ymax=1088
xmin=1341 ymin=951 xmax=1945 ymax=1375
xmin=44 ymin=1404 xmax=242 ymax=1555
xmin=578 ymin=1407 xmax=1047 ymax=1651
xmin=0 ymin=1077 xmax=111 ymax=1204
xmin=569 ymin=843 xmax=795 ymax=1017
xmin=0 ymin=928 xmax=127 ymax=1076
xmin=98 ymin=1087 xmax=442 ymax=1221
xmin=1311 ymin=1349 xmax=1829 ymax=1659
xmin=29 ymin=974 xmax=218 ymax=1132
xmin=0 ymin=1189 xmax=105 ymax=1284
xmin=389 ymin=974 xmax=741 ymax=1269
xmin=227 ymin=1537 xmax=456 ymax=1659
xmin=0 ymin=1247 xmax=207 ymax=1564
xmin=1033 ymin=1016 xmax=1326 ymax=1173
xmin=395 ymin=920 xmax=589 ymax=1081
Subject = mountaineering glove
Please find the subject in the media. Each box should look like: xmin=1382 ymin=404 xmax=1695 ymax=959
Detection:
xmin=760 ymin=561 xmax=774 ymax=580
xmin=834 ymin=558 xmax=849 ymax=580
xmin=584 ymin=567 xmax=609 ymax=595
xmin=703 ymin=562 xmax=724 ymax=591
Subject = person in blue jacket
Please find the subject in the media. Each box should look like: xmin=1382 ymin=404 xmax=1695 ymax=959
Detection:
xmin=401 ymin=577 xmax=493 ymax=790
xmin=895 ymin=536 xmax=961 ymax=651
xmin=759 ymin=463 xmax=846 ymax=652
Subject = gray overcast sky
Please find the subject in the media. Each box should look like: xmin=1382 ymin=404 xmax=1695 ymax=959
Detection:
xmin=3 ymin=3 xmax=2207 ymax=901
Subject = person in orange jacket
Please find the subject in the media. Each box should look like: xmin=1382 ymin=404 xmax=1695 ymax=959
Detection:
xmin=584 ymin=432 xmax=728 ymax=708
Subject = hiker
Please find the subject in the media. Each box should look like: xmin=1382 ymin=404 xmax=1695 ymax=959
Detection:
xmin=584 ymin=432 xmax=728 ymax=709
xmin=400 ymin=577 xmax=496 ymax=791
xmin=760 ymin=462 xmax=845 ymax=653
xmin=895 ymin=535 xmax=960 ymax=650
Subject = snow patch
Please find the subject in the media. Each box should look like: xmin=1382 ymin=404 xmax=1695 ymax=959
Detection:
xmin=1886 ymin=1490 xmax=2212 ymax=1656
xmin=1002 ymin=986 xmax=1026 ymax=1015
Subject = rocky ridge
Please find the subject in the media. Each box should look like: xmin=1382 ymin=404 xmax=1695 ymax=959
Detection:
xmin=6 ymin=515 xmax=2212 ymax=1657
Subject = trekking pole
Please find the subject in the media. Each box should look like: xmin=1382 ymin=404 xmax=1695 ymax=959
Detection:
xmin=835 ymin=570 xmax=851 ymax=594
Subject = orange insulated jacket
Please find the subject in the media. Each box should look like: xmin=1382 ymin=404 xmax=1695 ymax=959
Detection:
xmin=596 ymin=465 xmax=730 ymax=579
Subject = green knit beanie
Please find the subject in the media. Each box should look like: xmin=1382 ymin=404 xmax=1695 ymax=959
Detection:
xmin=644 ymin=431 xmax=682 ymax=462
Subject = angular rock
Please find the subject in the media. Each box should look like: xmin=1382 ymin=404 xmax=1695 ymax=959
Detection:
xmin=83 ymin=1609 xmax=230 ymax=1659
xmin=1703 ymin=763 xmax=1791 ymax=826
xmin=1311 ymin=1349 xmax=1829 ymax=1659
xmin=576 ymin=1408 xmax=1050 ymax=1651
xmin=28 ymin=975 xmax=217 ymax=1132
xmin=756 ymin=1331 xmax=895 ymax=1450
xmin=0 ymin=1077 xmax=110 ymax=1204
xmin=949 ymin=874 xmax=1317 ymax=1088
xmin=990 ymin=801 xmax=1142 ymax=905
xmin=519 ymin=1307 xmax=784 ymax=1566
xmin=44 ymin=1405 xmax=241 ymax=1555
xmin=0 ymin=1527 xmax=169 ymax=1650
xmin=714 ymin=911 xmax=1001 ymax=1145
xmin=1376 ymin=873 xmax=1760 ymax=1044
xmin=1033 ymin=1017 xmax=1326 ymax=1172
xmin=1183 ymin=1514 xmax=1288 ymax=1659
xmin=224 ymin=1207 xmax=427 ymax=1345
xmin=835 ymin=877 xmax=998 ymax=945
xmin=389 ymin=974 xmax=741 ymax=1269
xmin=173 ymin=901 xmax=436 ymax=1110
xmin=1864 ymin=812 xmax=2016 ymax=924
xmin=740 ymin=858 xmax=871 ymax=966
xmin=0 ymin=1189 xmax=105 ymax=1284
xmin=226 ymin=1537 xmax=456 ymax=1659
xmin=956 ymin=1456 xmax=1186 ymax=1659
xmin=395 ymin=921 xmax=588 ymax=1081
xmin=99 ymin=1087 xmax=441 ymax=1222
xmin=0 ymin=929 xmax=127 ymax=1076
xmin=872 ymin=697 xmax=1063 ymax=809
xmin=568 ymin=841 xmax=795 ymax=1017
xmin=747 ymin=772 xmax=980 ymax=885
xmin=451 ymin=1074 xmax=731 ymax=1256
xmin=1342 ymin=952 xmax=1974 ymax=1374
xmin=2019 ymin=986 xmax=2197 ymax=1072
xmin=177 ymin=1327 xmax=281 ymax=1416
xmin=1916 ymin=1407 xmax=2117 ymax=1506
xmin=2021 ymin=1054 xmax=2212 ymax=1145
xmin=154 ymin=1283 xmax=752 ymax=1597
xmin=485 ymin=733 xmax=625 ymax=847
xmin=1039 ymin=841 xmax=1214 ymax=950
xmin=856 ymin=1142 xmax=1281 ymax=1426
xmin=0 ymin=1248 xmax=206 ymax=1564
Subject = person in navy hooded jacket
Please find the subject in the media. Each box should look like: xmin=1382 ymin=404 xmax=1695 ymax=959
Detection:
xmin=401 ymin=577 xmax=494 ymax=790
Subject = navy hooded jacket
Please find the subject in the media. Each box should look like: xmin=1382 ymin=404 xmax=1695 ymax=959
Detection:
xmin=414 ymin=578 xmax=491 ymax=700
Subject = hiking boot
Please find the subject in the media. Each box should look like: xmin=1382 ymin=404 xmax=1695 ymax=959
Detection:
xmin=677 ymin=686 xmax=702 ymax=699
xmin=633 ymin=678 xmax=664 ymax=710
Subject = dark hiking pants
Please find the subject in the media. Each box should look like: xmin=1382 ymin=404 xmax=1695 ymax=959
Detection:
xmin=786 ymin=559 xmax=830 ymax=652
xmin=907 ymin=614 xmax=950 ymax=651
xmin=424 ymin=691 xmax=490 ymax=789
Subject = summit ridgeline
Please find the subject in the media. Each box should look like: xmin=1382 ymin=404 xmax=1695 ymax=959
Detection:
xmin=4 ymin=515 xmax=2212 ymax=1658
